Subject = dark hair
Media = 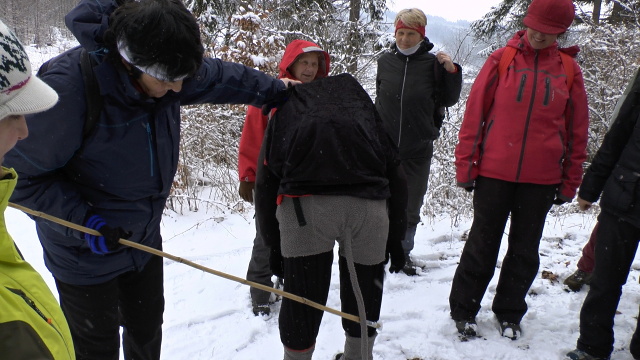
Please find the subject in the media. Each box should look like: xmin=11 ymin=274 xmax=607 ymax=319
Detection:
xmin=104 ymin=0 xmax=204 ymax=80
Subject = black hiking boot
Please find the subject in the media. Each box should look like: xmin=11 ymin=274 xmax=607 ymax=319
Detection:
xmin=455 ymin=319 xmax=478 ymax=337
xmin=564 ymin=269 xmax=593 ymax=292
xmin=252 ymin=303 xmax=270 ymax=316
xmin=565 ymin=349 xmax=610 ymax=360
xmin=401 ymin=258 xmax=422 ymax=276
xmin=498 ymin=321 xmax=521 ymax=340
xmin=251 ymin=276 xmax=284 ymax=316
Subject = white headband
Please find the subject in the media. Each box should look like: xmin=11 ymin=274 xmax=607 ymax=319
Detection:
xmin=117 ymin=40 xmax=188 ymax=82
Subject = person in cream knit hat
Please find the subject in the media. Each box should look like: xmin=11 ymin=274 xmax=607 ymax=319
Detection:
xmin=0 ymin=18 xmax=75 ymax=360
xmin=0 ymin=20 xmax=58 ymax=123
xmin=0 ymin=20 xmax=58 ymax=163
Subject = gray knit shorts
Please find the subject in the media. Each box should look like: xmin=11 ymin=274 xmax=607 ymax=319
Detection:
xmin=275 ymin=195 xmax=389 ymax=265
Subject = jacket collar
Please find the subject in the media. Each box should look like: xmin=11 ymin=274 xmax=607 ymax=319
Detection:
xmin=391 ymin=37 xmax=435 ymax=59
xmin=0 ymin=167 xmax=16 ymax=214
xmin=508 ymin=30 xmax=580 ymax=58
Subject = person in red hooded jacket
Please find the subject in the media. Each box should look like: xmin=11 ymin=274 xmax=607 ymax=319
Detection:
xmin=237 ymin=40 xmax=330 ymax=316
xmin=449 ymin=0 xmax=589 ymax=340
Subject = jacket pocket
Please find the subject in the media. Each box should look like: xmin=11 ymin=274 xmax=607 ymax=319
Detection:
xmin=543 ymin=77 xmax=551 ymax=106
xmin=600 ymin=165 xmax=640 ymax=212
xmin=516 ymin=74 xmax=527 ymax=102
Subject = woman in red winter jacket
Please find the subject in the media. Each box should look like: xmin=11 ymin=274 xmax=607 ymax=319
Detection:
xmin=449 ymin=0 xmax=589 ymax=340
xmin=237 ymin=40 xmax=330 ymax=316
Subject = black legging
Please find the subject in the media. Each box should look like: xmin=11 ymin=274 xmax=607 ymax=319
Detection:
xmin=279 ymin=251 xmax=385 ymax=350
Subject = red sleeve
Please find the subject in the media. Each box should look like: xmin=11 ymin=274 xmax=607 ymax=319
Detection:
xmin=238 ymin=105 xmax=269 ymax=182
xmin=454 ymin=48 xmax=503 ymax=187
xmin=558 ymin=61 xmax=589 ymax=201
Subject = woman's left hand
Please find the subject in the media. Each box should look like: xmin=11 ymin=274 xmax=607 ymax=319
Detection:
xmin=436 ymin=51 xmax=456 ymax=72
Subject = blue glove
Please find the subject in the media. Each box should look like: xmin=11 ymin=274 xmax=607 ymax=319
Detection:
xmin=84 ymin=215 xmax=132 ymax=254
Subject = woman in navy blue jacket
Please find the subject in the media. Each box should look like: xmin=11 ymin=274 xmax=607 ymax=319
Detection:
xmin=3 ymin=1 xmax=296 ymax=359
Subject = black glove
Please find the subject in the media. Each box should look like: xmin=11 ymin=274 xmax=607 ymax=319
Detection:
xmin=552 ymin=197 xmax=567 ymax=205
xmin=84 ymin=215 xmax=132 ymax=254
xmin=269 ymin=245 xmax=284 ymax=278
xmin=386 ymin=238 xmax=406 ymax=273
xmin=464 ymin=186 xmax=474 ymax=193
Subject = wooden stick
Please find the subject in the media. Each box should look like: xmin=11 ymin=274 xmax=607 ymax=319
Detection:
xmin=8 ymin=202 xmax=380 ymax=329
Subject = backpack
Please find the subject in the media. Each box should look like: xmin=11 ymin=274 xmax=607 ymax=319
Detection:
xmin=37 ymin=47 xmax=102 ymax=139
xmin=497 ymin=46 xmax=575 ymax=91
xmin=263 ymin=73 xmax=394 ymax=200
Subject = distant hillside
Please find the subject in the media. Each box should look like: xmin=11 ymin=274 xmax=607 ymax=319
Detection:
xmin=383 ymin=11 xmax=489 ymax=68
xmin=423 ymin=15 xmax=471 ymax=45
xmin=384 ymin=11 xmax=469 ymax=44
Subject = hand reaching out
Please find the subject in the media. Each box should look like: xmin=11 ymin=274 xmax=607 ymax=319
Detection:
xmin=280 ymin=78 xmax=302 ymax=88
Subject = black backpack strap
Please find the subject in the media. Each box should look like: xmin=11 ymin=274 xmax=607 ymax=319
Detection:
xmin=80 ymin=48 xmax=103 ymax=139
xmin=36 ymin=46 xmax=78 ymax=77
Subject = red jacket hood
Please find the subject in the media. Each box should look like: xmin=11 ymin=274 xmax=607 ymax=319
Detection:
xmin=508 ymin=30 xmax=580 ymax=58
xmin=278 ymin=40 xmax=331 ymax=80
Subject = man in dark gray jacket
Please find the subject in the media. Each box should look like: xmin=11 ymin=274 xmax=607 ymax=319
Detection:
xmin=568 ymin=69 xmax=640 ymax=360
xmin=3 ymin=1 xmax=296 ymax=359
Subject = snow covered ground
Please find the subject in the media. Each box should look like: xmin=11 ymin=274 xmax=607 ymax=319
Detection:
xmin=8 ymin=201 xmax=640 ymax=360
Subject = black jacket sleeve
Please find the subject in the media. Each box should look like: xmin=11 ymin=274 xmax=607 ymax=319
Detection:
xmin=578 ymin=84 xmax=640 ymax=202
xmin=438 ymin=62 xmax=463 ymax=107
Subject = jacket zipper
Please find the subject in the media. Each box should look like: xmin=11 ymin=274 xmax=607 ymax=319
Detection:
xmin=6 ymin=287 xmax=73 ymax=357
xmin=146 ymin=122 xmax=154 ymax=177
xmin=557 ymin=130 xmax=566 ymax=169
xmin=543 ymin=77 xmax=551 ymax=106
xmin=6 ymin=287 xmax=63 ymax=335
xmin=517 ymin=74 xmax=527 ymax=102
xmin=516 ymin=52 xmax=539 ymax=181
xmin=398 ymin=57 xmax=409 ymax=147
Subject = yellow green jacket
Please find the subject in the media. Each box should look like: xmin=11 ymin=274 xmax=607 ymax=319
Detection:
xmin=0 ymin=167 xmax=75 ymax=359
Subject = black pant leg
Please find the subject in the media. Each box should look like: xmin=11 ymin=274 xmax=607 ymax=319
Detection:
xmin=491 ymin=182 xmax=555 ymax=323
xmin=338 ymin=257 xmax=385 ymax=338
xmin=400 ymin=148 xmax=433 ymax=254
xmin=577 ymin=211 xmax=640 ymax=358
xmin=120 ymin=254 xmax=164 ymax=360
xmin=632 ymin=304 xmax=640 ymax=358
xmin=279 ymin=251 xmax=333 ymax=350
xmin=449 ymin=177 xmax=513 ymax=320
xmin=401 ymin=147 xmax=433 ymax=228
xmin=55 ymin=278 xmax=120 ymax=360
xmin=246 ymin=219 xmax=274 ymax=304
